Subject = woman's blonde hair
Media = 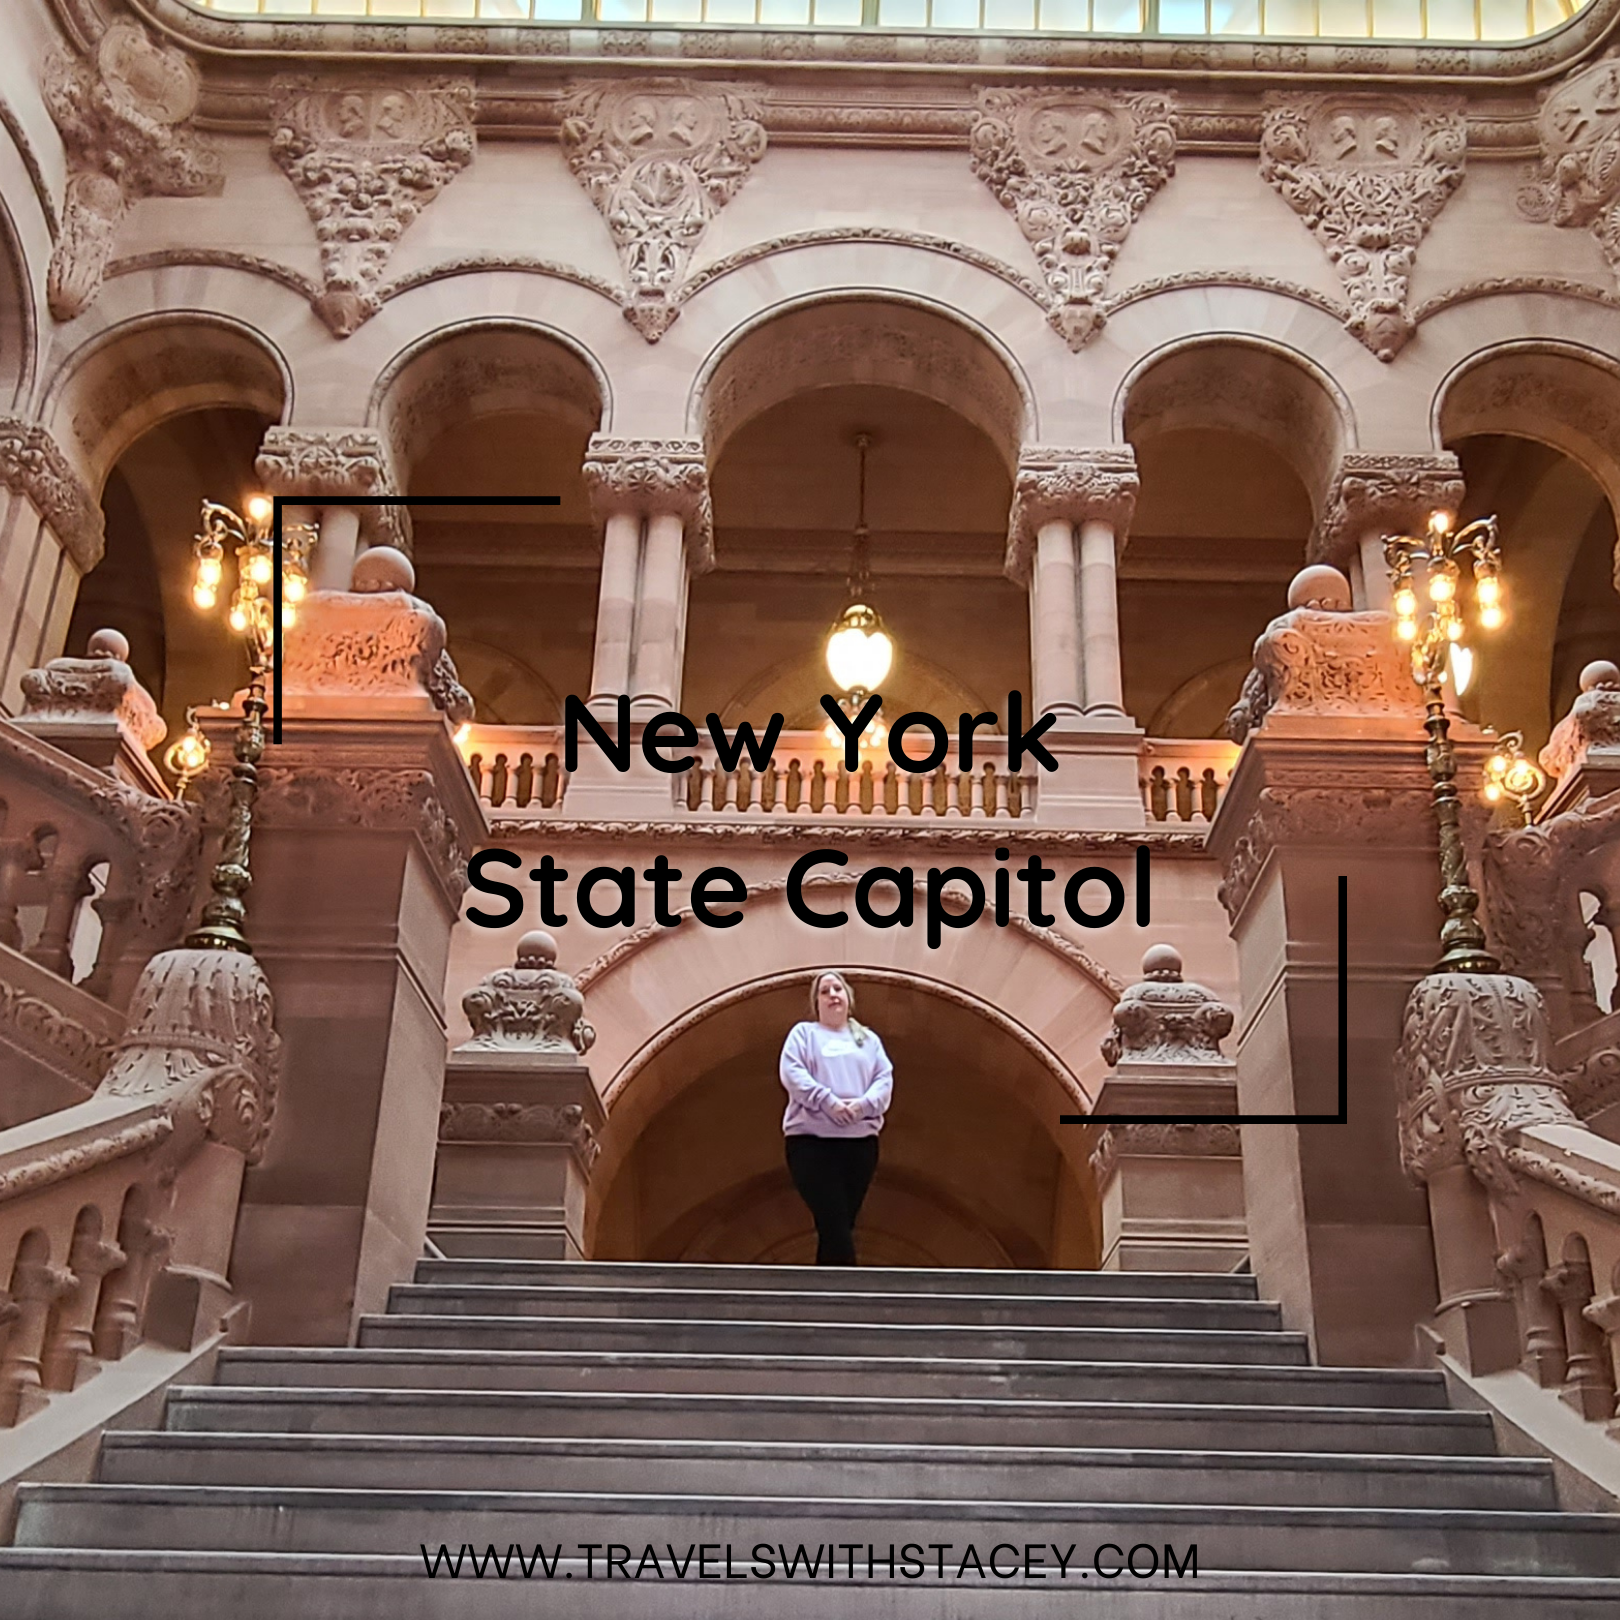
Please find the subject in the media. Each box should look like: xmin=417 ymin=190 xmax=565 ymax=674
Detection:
xmin=810 ymin=971 xmax=869 ymax=1046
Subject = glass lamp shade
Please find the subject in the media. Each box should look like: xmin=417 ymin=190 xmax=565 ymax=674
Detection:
xmin=825 ymin=602 xmax=894 ymax=694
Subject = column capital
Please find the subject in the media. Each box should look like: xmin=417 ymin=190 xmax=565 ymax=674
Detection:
xmin=1005 ymin=446 xmax=1139 ymax=584
xmin=254 ymin=425 xmax=410 ymax=551
xmin=0 ymin=415 xmax=104 ymax=573
xmin=581 ymin=436 xmax=714 ymax=571
xmin=1311 ymin=451 xmax=1465 ymax=567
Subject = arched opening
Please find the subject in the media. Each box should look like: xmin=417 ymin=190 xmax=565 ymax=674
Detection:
xmin=373 ymin=324 xmax=606 ymax=724
xmin=591 ymin=972 xmax=1099 ymax=1269
xmin=1120 ymin=342 xmax=1343 ymax=737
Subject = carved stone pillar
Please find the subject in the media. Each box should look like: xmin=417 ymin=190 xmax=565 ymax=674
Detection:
xmin=1089 ymin=946 xmax=1246 ymax=1273
xmin=40 ymin=1223 xmax=126 ymax=1392
xmin=1311 ymin=452 xmax=1465 ymax=611
xmin=582 ymin=437 xmax=713 ymax=720
xmin=0 ymin=417 xmax=105 ymax=713
xmin=218 ymin=568 xmax=485 ymax=1343
xmin=1211 ymin=566 xmax=1490 ymax=1367
xmin=255 ymin=426 xmax=412 ymax=569
xmin=0 ymin=1251 xmax=76 ymax=1425
xmin=431 ymin=932 xmax=602 ymax=1261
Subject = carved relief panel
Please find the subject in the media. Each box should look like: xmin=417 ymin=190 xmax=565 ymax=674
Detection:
xmin=271 ymin=78 xmax=476 ymax=336
xmin=560 ymin=80 xmax=767 ymax=342
xmin=1260 ymin=93 xmax=1465 ymax=361
xmin=1520 ymin=55 xmax=1620 ymax=285
xmin=971 ymin=89 xmax=1177 ymax=350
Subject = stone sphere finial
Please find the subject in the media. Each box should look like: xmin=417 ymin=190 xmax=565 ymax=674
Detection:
xmin=351 ymin=545 xmax=416 ymax=594
xmin=86 ymin=628 xmax=130 ymax=661
xmin=516 ymin=930 xmax=558 ymax=968
xmin=1287 ymin=565 xmax=1353 ymax=613
xmin=1580 ymin=660 xmax=1620 ymax=693
xmin=1141 ymin=943 xmax=1183 ymax=981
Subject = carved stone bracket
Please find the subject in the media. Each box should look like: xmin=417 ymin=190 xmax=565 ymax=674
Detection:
xmin=1394 ymin=971 xmax=1581 ymax=1196
xmin=42 ymin=21 xmax=222 ymax=322
xmin=461 ymin=931 xmax=596 ymax=1057
xmin=1519 ymin=55 xmax=1620 ymax=289
xmin=1090 ymin=1121 xmax=1241 ymax=1184
xmin=1260 ymin=93 xmax=1465 ymax=360
xmin=1311 ymin=451 xmax=1466 ymax=567
xmin=971 ymin=89 xmax=1177 ymax=350
xmin=1005 ymin=446 xmax=1139 ymax=584
xmin=270 ymin=77 xmax=476 ymax=337
xmin=581 ymin=436 xmax=714 ymax=570
xmin=560 ymin=79 xmax=766 ymax=342
xmin=254 ymin=426 xmax=409 ymax=551
xmin=0 ymin=417 xmax=105 ymax=573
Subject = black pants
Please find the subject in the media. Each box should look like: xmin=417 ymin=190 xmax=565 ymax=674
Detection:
xmin=785 ymin=1134 xmax=879 ymax=1266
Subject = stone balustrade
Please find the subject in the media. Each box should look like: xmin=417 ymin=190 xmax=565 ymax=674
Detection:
xmin=1139 ymin=739 xmax=1237 ymax=825
xmin=462 ymin=725 xmax=569 ymax=819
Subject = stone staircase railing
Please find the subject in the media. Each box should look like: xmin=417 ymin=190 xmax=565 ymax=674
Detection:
xmin=1140 ymin=737 xmax=1237 ymax=825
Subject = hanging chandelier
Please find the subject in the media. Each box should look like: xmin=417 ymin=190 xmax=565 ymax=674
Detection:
xmin=823 ymin=431 xmax=894 ymax=749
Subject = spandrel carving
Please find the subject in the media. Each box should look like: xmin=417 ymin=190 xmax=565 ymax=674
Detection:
xmin=1520 ymin=55 xmax=1620 ymax=287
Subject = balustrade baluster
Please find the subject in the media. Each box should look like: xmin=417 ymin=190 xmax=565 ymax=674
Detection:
xmin=1174 ymin=767 xmax=1194 ymax=821
xmin=810 ymin=761 xmax=827 ymax=813
xmin=40 ymin=1215 xmax=126 ymax=1392
xmin=91 ymin=1206 xmax=173 ymax=1364
xmin=514 ymin=753 xmax=535 ymax=808
xmin=1581 ymin=1293 xmax=1620 ymax=1433
xmin=1544 ymin=1251 xmax=1616 ymax=1420
xmin=0 ymin=835 xmax=32 ymax=948
xmin=489 ymin=754 xmax=509 ymax=808
xmin=1499 ymin=1228 xmax=1567 ymax=1387
xmin=737 ymin=763 xmax=753 ymax=812
xmin=859 ymin=761 xmax=874 ymax=814
xmin=883 ymin=763 xmax=900 ymax=816
xmin=761 ymin=764 xmax=777 ymax=811
xmin=0 ymin=1243 xmax=76 ymax=1426
xmin=1147 ymin=767 xmax=1169 ymax=822
xmin=787 ymin=760 xmax=804 ymax=812
xmin=1200 ymin=768 xmax=1220 ymax=820
xmin=834 ymin=765 xmax=851 ymax=815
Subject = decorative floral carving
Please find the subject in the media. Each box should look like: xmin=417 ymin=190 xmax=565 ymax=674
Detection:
xmin=41 ymin=21 xmax=222 ymax=321
xmin=1089 ymin=1121 xmax=1241 ymax=1183
xmin=98 ymin=947 xmax=282 ymax=1167
xmin=581 ymin=436 xmax=714 ymax=569
xmin=560 ymin=79 xmax=767 ymax=341
xmin=0 ymin=417 xmax=105 ymax=574
xmin=1005 ymin=447 xmax=1139 ymax=583
xmin=19 ymin=651 xmax=165 ymax=754
xmin=1101 ymin=945 xmax=1234 ymax=1068
xmin=1520 ymin=55 xmax=1620 ymax=287
xmin=0 ymin=979 xmax=114 ymax=1092
xmin=460 ymin=931 xmax=596 ymax=1056
xmin=1260 ymin=94 xmax=1466 ymax=360
xmin=1541 ymin=661 xmax=1620 ymax=781
xmin=270 ymin=78 xmax=476 ymax=336
xmin=971 ymin=89 xmax=1177 ymax=350
xmin=254 ymin=426 xmax=409 ymax=551
xmin=439 ymin=1100 xmax=599 ymax=1167
xmin=1312 ymin=452 xmax=1466 ymax=567
xmin=1393 ymin=971 xmax=1580 ymax=1195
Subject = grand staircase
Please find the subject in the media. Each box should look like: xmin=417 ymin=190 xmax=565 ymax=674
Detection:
xmin=4 ymin=1257 xmax=1619 ymax=1615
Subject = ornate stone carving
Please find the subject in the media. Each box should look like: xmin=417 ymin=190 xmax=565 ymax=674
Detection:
xmin=1520 ymin=55 xmax=1620 ymax=287
xmin=0 ymin=978 xmax=114 ymax=1093
xmin=0 ymin=417 xmax=105 ymax=573
xmin=270 ymin=77 xmax=475 ymax=336
xmin=439 ymin=1101 xmax=599 ymax=1167
xmin=1089 ymin=1121 xmax=1241 ymax=1183
xmin=1005 ymin=447 xmax=1139 ymax=583
xmin=1312 ymin=452 xmax=1467 ymax=567
xmin=1101 ymin=945 xmax=1234 ymax=1068
xmin=41 ymin=21 xmax=222 ymax=322
xmin=97 ymin=947 xmax=282 ymax=1167
xmin=1394 ymin=971 xmax=1580 ymax=1194
xmin=559 ymin=79 xmax=767 ymax=341
xmin=460 ymin=930 xmax=596 ymax=1056
xmin=1259 ymin=94 xmax=1466 ymax=360
xmin=970 ymin=89 xmax=1177 ymax=350
xmin=1541 ymin=660 xmax=1620 ymax=781
xmin=581 ymin=436 xmax=714 ymax=569
xmin=254 ymin=426 xmax=408 ymax=551
xmin=18 ymin=635 xmax=165 ymax=755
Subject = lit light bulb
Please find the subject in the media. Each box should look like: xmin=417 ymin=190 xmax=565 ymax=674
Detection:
xmin=1484 ymin=781 xmax=1502 ymax=802
xmin=1428 ymin=510 xmax=1454 ymax=536
xmin=1479 ymin=604 xmax=1504 ymax=630
xmin=1397 ymin=618 xmax=1417 ymax=641
xmin=192 ymin=584 xmax=217 ymax=610
xmin=1476 ymin=574 xmax=1500 ymax=607
xmin=825 ymin=604 xmax=894 ymax=694
xmin=1446 ymin=617 xmax=1463 ymax=641
xmin=1449 ymin=644 xmax=1473 ymax=694
xmin=248 ymin=553 xmax=273 ymax=586
xmin=282 ymin=602 xmax=298 ymax=630
xmin=245 ymin=495 xmax=273 ymax=525
xmin=228 ymin=605 xmax=248 ymax=633
xmin=1488 ymin=754 xmax=1508 ymax=777
xmin=285 ymin=574 xmax=307 ymax=603
xmin=1393 ymin=587 xmax=1416 ymax=618
xmin=197 ymin=555 xmax=223 ymax=587
xmin=1429 ymin=571 xmax=1455 ymax=604
xmin=1504 ymin=759 xmax=1542 ymax=798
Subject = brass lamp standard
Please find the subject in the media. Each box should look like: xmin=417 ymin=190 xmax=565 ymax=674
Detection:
xmin=1384 ymin=511 xmax=1506 ymax=975
xmin=823 ymin=431 xmax=895 ymax=752
xmin=183 ymin=496 xmax=316 ymax=954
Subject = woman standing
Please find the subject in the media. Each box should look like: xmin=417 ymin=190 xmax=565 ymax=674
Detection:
xmin=779 ymin=971 xmax=894 ymax=1266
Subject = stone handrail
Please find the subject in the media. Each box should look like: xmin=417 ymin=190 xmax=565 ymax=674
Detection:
xmin=1139 ymin=738 xmax=1238 ymax=825
xmin=463 ymin=725 xmax=569 ymax=819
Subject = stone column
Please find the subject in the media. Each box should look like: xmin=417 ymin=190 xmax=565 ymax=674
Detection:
xmin=218 ymin=554 xmax=485 ymax=1344
xmin=0 ymin=418 xmax=105 ymax=715
xmin=1313 ymin=452 xmax=1465 ymax=613
xmin=431 ymin=931 xmax=603 ymax=1261
xmin=255 ymin=426 xmax=413 ymax=578
xmin=582 ymin=436 xmax=714 ymax=721
xmin=1079 ymin=516 xmax=1127 ymax=717
xmin=1210 ymin=564 xmax=1491 ymax=1367
xmin=310 ymin=505 xmax=360 ymax=593
xmin=1090 ymin=946 xmax=1246 ymax=1273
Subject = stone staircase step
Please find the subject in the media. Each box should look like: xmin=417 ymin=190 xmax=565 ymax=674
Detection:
xmin=357 ymin=1311 xmax=1312 ymax=1365
xmin=3 ymin=1551 xmax=1619 ymax=1620
xmin=16 ymin=1484 xmax=1620 ymax=1577
xmin=164 ymin=1386 xmax=1497 ymax=1456
xmin=95 ymin=1432 xmax=1559 ymax=1511
xmin=388 ymin=1281 xmax=1281 ymax=1332
xmin=413 ymin=1258 xmax=1261 ymax=1300
xmin=214 ymin=1345 xmax=1451 ymax=1410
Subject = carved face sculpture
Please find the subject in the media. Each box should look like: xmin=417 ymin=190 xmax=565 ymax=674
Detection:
xmin=375 ymin=93 xmax=411 ymax=142
xmin=1025 ymin=104 xmax=1118 ymax=169
xmin=1544 ymin=61 xmax=1620 ymax=159
xmin=336 ymin=93 xmax=368 ymax=141
xmin=1370 ymin=116 xmax=1401 ymax=161
xmin=666 ymin=97 xmax=704 ymax=149
xmin=620 ymin=97 xmax=660 ymax=148
xmin=1328 ymin=115 xmax=1360 ymax=163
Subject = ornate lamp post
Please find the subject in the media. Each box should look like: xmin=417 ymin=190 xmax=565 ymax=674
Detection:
xmin=183 ymin=496 xmax=316 ymax=954
xmin=1384 ymin=511 xmax=1505 ymax=975
xmin=823 ymin=431 xmax=895 ymax=751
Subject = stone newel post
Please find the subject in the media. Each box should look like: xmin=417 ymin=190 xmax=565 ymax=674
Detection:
xmin=430 ymin=931 xmax=603 ymax=1261
xmin=216 ymin=547 xmax=485 ymax=1344
xmin=1089 ymin=945 xmax=1246 ymax=1273
xmin=1209 ymin=564 xmax=1489 ymax=1366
